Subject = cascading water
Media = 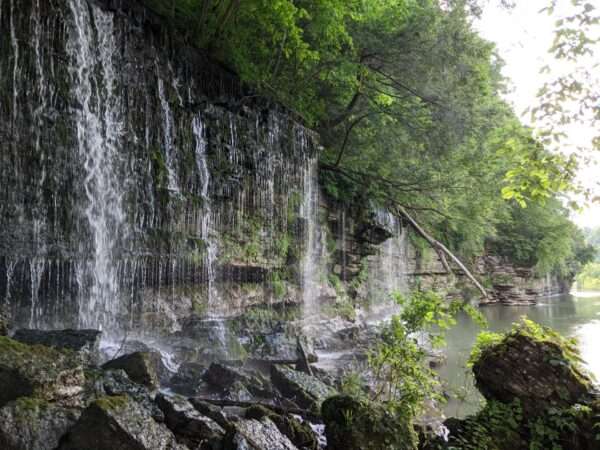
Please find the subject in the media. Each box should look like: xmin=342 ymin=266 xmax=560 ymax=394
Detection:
xmin=301 ymin=143 xmax=321 ymax=320
xmin=367 ymin=211 xmax=409 ymax=307
xmin=157 ymin=75 xmax=180 ymax=193
xmin=67 ymin=0 xmax=127 ymax=331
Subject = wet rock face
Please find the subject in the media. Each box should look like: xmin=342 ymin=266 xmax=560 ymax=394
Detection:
xmin=0 ymin=398 xmax=80 ymax=450
xmin=270 ymin=364 xmax=336 ymax=411
xmin=102 ymin=351 xmax=163 ymax=389
xmin=59 ymin=395 xmax=185 ymax=450
xmin=473 ymin=333 xmax=593 ymax=415
xmin=0 ymin=336 xmax=85 ymax=407
xmin=0 ymin=0 xmax=319 ymax=332
xmin=12 ymin=329 xmax=101 ymax=364
xmin=321 ymin=395 xmax=417 ymax=450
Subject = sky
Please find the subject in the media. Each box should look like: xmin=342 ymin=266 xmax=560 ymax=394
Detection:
xmin=475 ymin=1 xmax=600 ymax=228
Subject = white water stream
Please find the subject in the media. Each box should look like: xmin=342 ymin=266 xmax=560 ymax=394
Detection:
xmin=67 ymin=0 xmax=126 ymax=332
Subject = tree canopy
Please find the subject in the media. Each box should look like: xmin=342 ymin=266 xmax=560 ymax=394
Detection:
xmin=149 ymin=0 xmax=593 ymax=275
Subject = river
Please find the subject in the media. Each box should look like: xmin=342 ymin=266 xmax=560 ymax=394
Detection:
xmin=440 ymin=291 xmax=600 ymax=418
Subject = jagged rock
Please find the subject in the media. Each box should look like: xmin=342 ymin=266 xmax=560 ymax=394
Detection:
xmin=270 ymin=364 xmax=337 ymax=411
xmin=0 ymin=336 xmax=85 ymax=408
xmin=167 ymin=362 xmax=207 ymax=395
xmin=472 ymin=322 xmax=594 ymax=416
xmin=12 ymin=329 xmax=101 ymax=364
xmin=203 ymin=363 xmax=248 ymax=391
xmin=156 ymin=393 xmax=226 ymax=449
xmin=203 ymin=363 xmax=275 ymax=400
xmin=102 ymin=351 xmax=163 ymax=389
xmin=230 ymin=418 xmax=298 ymax=450
xmin=245 ymin=405 xmax=319 ymax=450
xmin=59 ymin=395 xmax=186 ymax=450
xmin=0 ymin=397 xmax=80 ymax=450
xmin=322 ymin=395 xmax=417 ymax=450
xmin=190 ymin=399 xmax=234 ymax=432
xmin=95 ymin=369 xmax=164 ymax=422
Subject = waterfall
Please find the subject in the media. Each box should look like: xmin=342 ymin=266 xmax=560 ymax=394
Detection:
xmin=367 ymin=212 xmax=409 ymax=306
xmin=67 ymin=0 xmax=127 ymax=331
xmin=191 ymin=115 xmax=218 ymax=307
xmin=1 ymin=0 xmax=320 ymax=336
xmin=301 ymin=147 xmax=321 ymax=319
xmin=157 ymin=75 xmax=180 ymax=193
xmin=9 ymin=0 xmax=19 ymax=131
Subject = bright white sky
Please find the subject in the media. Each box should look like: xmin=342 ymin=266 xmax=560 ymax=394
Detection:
xmin=475 ymin=1 xmax=600 ymax=228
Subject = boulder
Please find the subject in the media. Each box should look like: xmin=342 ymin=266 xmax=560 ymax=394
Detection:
xmin=167 ymin=361 xmax=207 ymax=395
xmin=58 ymin=395 xmax=186 ymax=450
xmin=12 ymin=329 xmax=101 ymax=365
xmin=102 ymin=351 xmax=163 ymax=389
xmin=321 ymin=395 xmax=417 ymax=450
xmin=96 ymin=369 xmax=164 ymax=422
xmin=270 ymin=364 xmax=336 ymax=411
xmin=0 ymin=397 xmax=80 ymax=450
xmin=156 ymin=393 xmax=225 ymax=449
xmin=203 ymin=363 xmax=248 ymax=391
xmin=230 ymin=418 xmax=298 ymax=450
xmin=0 ymin=336 xmax=85 ymax=408
xmin=472 ymin=321 xmax=594 ymax=416
xmin=189 ymin=399 xmax=233 ymax=432
xmin=203 ymin=363 xmax=275 ymax=400
xmin=245 ymin=405 xmax=319 ymax=450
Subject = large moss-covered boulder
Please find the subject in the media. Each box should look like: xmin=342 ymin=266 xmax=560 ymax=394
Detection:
xmin=102 ymin=351 xmax=163 ymax=389
xmin=13 ymin=329 xmax=101 ymax=365
xmin=322 ymin=395 xmax=417 ymax=450
xmin=270 ymin=364 xmax=336 ymax=411
xmin=59 ymin=395 xmax=186 ymax=450
xmin=156 ymin=393 xmax=225 ymax=449
xmin=0 ymin=397 xmax=80 ymax=450
xmin=472 ymin=319 xmax=594 ymax=416
xmin=0 ymin=336 xmax=85 ymax=407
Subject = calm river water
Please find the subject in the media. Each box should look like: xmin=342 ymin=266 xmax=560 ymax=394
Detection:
xmin=440 ymin=292 xmax=600 ymax=418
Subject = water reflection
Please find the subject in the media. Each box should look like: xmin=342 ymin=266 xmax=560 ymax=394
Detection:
xmin=440 ymin=292 xmax=600 ymax=418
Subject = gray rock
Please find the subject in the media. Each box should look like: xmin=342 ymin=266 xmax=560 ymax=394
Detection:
xmin=189 ymin=399 xmax=233 ymax=432
xmin=0 ymin=336 xmax=85 ymax=408
xmin=167 ymin=362 xmax=207 ymax=396
xmin=231 ymin=418 xmax=298 ymax=450
xmin=203 ymin=363 xmax=248 ymax=391
xmin=156 ymin=393 xmax=225 ymax=449
xmin=59 ymin=395 xmax=186 ymax=450
xmin=245 ymin=405 xmax=319 ymax=450
xmin=102 ymin=351 xmax=163 ymax=389
xmin=270 ymin=365 xmax=337 ymax=411
xmin=12 ymin=329 xmax=102 ymax=364
xmin=96 ymin=369 xmax=164 ymax=422
xmin=0 ymin=397 xmax=80 ymax=450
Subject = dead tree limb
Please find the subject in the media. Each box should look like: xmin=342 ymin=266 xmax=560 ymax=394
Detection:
xmin=393 ymin=205 xmax=488 ymax=299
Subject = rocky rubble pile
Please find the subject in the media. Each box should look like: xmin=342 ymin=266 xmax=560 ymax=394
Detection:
xmin=0 ymin=328 xmax=348 ymax=450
